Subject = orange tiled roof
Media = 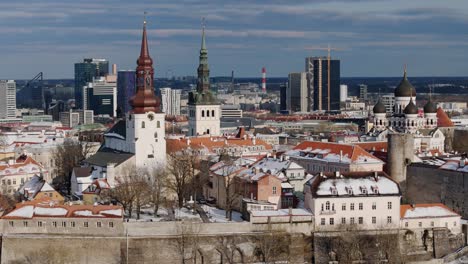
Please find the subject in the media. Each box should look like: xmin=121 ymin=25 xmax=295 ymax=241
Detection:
xmin=354 ymin=142 xmax=388 ymax=152
xmin=293 ymin=141 xmax=381 ymax=162
xmin=437 ymin=107 xmax=454 ymax=127
xmin=400 ymin=203 xmax=459 ymax=218
xmin=0 ymin=156 xmax=42 ymax=171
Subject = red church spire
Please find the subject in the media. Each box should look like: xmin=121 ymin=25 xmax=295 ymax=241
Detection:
xmin=130 ymin=17 xmax=160 ymax=114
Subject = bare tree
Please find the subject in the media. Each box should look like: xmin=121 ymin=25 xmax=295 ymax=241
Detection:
xmin=146 ymin=166 xmax=168 ymax=216
xmin=174 ymin=220 xmax=201 ymax=264
xmin=253 ymin=230 xmax=290 ymax=263
xmin=217 ymin=236 xmax=244 ymax=264
xmin=53 ymin=139 xmax=94 ymax=194
xmin=167 ymin=154 xmax=198 ymax=208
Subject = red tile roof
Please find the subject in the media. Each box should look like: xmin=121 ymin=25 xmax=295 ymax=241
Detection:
xmin=400 ymin=203 xmax=459 ymax=218
xmin=0 ymin=156 xmax=42 ymax=171
xmin=167 ymin=136 xmax=272 ymax=154
xmin=354 ymin=142 xmax=388 ymax=152
xmin=437 ymin=107 xmax=454 ymax=127
xmin=293 ymin=141 xmax=381 ymax=162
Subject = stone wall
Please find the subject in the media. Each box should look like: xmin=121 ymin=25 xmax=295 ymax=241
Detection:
xmin=406 ymin=163 xmax=468 ymax=218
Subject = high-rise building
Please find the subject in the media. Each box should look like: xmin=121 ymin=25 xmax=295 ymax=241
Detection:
xmin=381 ymin=94 xmax=395 ymax=113
xmin=340 ymin=84 xmax=348 ymax=102
xmin=188 ymin=23 xmax=221 ymax=136
xmin=287 ymin=72 xmax=308 ymax=112
xmin=0 ymin=80 xmax=17 ymax=119
xmin=307 ymin=57 xmax=340 ymax=111
xmin=117 ymin=70 xmax=136 ymax=117
xmin=359 ymin=84 xmax=368 ymax=101
xmin=59 ymin=110 xmax=93 ymax=128
xmin=280 ymin=83 xmax=287 ymax=112
xmin=160 ymin=87 xmax=181 ymax=116
xmin=83 ymin=77 xmax=117 ymax=117
xmin=74 ymin=58 xmax=109 ymax=109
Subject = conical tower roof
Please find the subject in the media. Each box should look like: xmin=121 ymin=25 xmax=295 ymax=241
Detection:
xmin=373 ymin=99 xmax=386 ymax=114
xmin=403 ymin=98 xmax=418 ymax=115
xmin=395 ymin=69 xmax=416 ymax=97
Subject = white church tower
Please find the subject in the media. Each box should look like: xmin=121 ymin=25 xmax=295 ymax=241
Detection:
xmin=188 ymin=20 xmax=220 ymax=136
xmin=126 ymin=19 xmax=166 ymax=168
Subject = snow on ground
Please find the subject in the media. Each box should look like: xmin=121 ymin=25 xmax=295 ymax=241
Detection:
xmin=202 ymin=205 xmax=244 ymax=222
xmin=127 ymin=206 xmax=201 ymax=222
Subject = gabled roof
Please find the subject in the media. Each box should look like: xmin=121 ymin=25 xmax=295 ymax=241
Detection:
xmin=84 ymin=148 xmax=134 ymax=167
xmin=72 ymin=167 xmax=93 ymax=178
xmin=289 ymin=141 xmax=383 ymax=164
xmin=104 ymin=119 xmax=126 ymax=139
xmin=400 ymin=203 xmax=459 ymax=219
xmin=354 ymin=142 xmax=388 ymax=152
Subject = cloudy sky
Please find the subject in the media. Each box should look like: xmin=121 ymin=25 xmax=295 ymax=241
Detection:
xmin=1 ymin=0 xmax=468 ymax=79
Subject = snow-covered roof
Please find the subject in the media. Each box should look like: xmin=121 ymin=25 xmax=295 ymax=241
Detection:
xmin=439 ymin=160 xmax=468 ymax=172
xmin=401 ymin=204 xmax=459 ymax=219
xmin=281 ymin=182 xmax=293 ymax=189
xmin=309 ymin=172 xmax=400 ymax=197
xmin=2 ymin=201 xmax=123 ymax=219
xmin=251 ymin=208 xmax=312 ymax=217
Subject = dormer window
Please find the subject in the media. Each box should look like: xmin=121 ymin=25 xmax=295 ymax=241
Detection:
xmin=371 ymin=186 xmax=379 ymax=194
xmin=360 ymin=186 xmax=367 ymax=194
xmin=346 ymin=187 xmax=353 ymax=195
xmin=330 ymin=186 xmax=338 ymax=195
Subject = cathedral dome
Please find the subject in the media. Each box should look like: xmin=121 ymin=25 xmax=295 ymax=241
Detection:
xmin=373 ymin=100 xmax=386 ymax=114
xmin=395 ymin=70 xmax=416 ymax=97
xmin=423 ymin=99 xmax=437 ymax=113
xmin=403 ymin=99 xmax=418 ymax=115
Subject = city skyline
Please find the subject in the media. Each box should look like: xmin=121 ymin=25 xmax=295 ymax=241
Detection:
xmin=1 ymin=0 xmax=468 ymax=79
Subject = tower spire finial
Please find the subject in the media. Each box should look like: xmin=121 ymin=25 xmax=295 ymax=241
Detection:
xmin=144 ymin=11 xmax=147 ymax=24
xmin=201 ymin=17 xmax=206 ymax=50
xmin=404 ymin=63 xmax=407 ymax=78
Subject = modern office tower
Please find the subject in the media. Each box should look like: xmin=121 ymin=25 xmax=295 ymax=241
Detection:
xmin=305 ymin=57 xmax=315 ymax=110
xmin=83 ymin=77 xmax=117 ymax=117
xmin=280 ymin=83 xmax=287 ymax=111
xmin=359 ymin=84 xmax=368 ymax=101
xmin=48 ymin=100 xmax=66 ymax=121
xmin=160 ymin=87 xmax=181 ymax=116
xmin=117 ymin=70 xmax=136 ymax=116
xmin=74 ymin=58 xmax=109 ymax=108
xmin=340 ymin=84 xmax=348 ymax=102
xmin=287 ymin=72 xmax=308 ymax=112
xmin=307 ymin=57 xmax=340 ymax=111
xmin=0 ymin=80 xmax=17 ymax=119
xmin=59 ymin=110 xmax=94 ymax=128
xmin=221 ymin=105 xmax=243 ymax=118
xmin=381 ymin=94 xmax=395 ymax=113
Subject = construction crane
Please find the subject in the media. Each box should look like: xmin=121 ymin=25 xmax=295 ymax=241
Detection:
xmin=22 ymin=72 xmax=45 ymax=110
xmin=305 ymin=45 xmax=342 ymax=112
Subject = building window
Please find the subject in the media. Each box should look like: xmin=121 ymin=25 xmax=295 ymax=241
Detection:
xmin=321 ymin=204 xmax=324 ymax=211
xmin=445 ymin=222 xmax=448 ymax=228
xmin=341 ymin=218 xmax=346 ymax=224
xmin=97 ymin=222 xmax=102 ymax=227
xmin=212 ymin=110 xmax=215 ymax=117
xmin=350 ymin=217 xmax=355 ymax=224
xmin=321 ymin=218 xmax=325 ymax=225
xmin=71 ymin=222 xmax=76 ymax=227
xmin=372 ymin=202 xmax=376 ymax=210
xmin=23 ymin=221 xmax=28 ymax=227
xmin=358 ymin=217 xmax=363 ymax=224
xmin=387 ymin=202 xmax=392 ymax=210
xmin=330 ymin=218 xmax=334 ymax=225
xmin=84 ymin=222 xmax=88 ymax=228
xmin=372 ymin=217 xmax=376 ymax=224
xmin=141 ymin=121 xmax=145 ymax=128
xmin=53 ymin=221 xmax=57 ymax=227
xmin=418 ymin=222 xmax=422 ymax=227
xmin=387 ymin=216 xmax=392 ymax=224
xmin=350 ymin=203 xmax=355 ymax=211
xmin=454 ymin=221 xmax=457 ymax=227
xmin=9 ymin=221 xmax=14 ymax=227
xmin=359 ymin=203 xmax=363 ymax=210
xmin=62 ymin=222 xmax=66 ymax=227
xmin=405 ymin=222 xmax=408 ymax=227
xmin=38 ymin=221 xmax=43 ymax=227
xmin=342 ymin=204 xmax=346 ymax=211
xmin=325 ymin=201 xmax=330 ymax=211
xmin=157 ymin=121 xmax=160 ymax=128
xmin=272 ymin=186 xmax=277 ymax=195
xmin=430 ymin=221 xmax=434 ymax=227
xmin=202 ymin=110 xmax=205 ymax=117
xmin=109 ymin=222 xmax=114 ymax=228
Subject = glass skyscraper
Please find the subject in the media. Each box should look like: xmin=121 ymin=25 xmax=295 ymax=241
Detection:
xmin=117 ymin=70 xmax=136 ymax=116
xmin=74 ymin=58 xmax=109 ymax=109
xmin=306 ymin=57 xmax=340 ymax=111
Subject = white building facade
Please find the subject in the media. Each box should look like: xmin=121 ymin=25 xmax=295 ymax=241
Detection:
xmin=160 ymin=87 xmax=181 ymax=116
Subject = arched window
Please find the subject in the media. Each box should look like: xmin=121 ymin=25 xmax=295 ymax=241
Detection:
xmin=154 ymin=132 xmax=158 ymax=142
xmin=430 ymin=119 xmax=433 ymax=125
xmin=207 ymin=129 xmax=210 ymax=135
xmin=325 ymin=201 xmax=330 ymax=210
xmin=202 ymin=110 xmax=205 ymax=117
xmin=212 ymin=110 xmax=215 ymax=117
xmin=411 ymin=120 xmax=415 ymax=127
xmin=141 ymin=121 xmax=145 ymax=128
xmin=157 ymin=121 xmax=160 ymax=128
xmin=207 ymin=110 xmax=210 ymax=117
xmin=379 ymin=120 xmax=382 ymax=126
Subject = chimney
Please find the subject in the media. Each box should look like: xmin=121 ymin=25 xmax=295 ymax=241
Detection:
xmin=252 ymin=137 xmax=256 ymax=145
xmin=374 ymin=171 xmax=379 ymax=181
xmin=335 ymin=171 xmax=340 ymax=177
xmin=187 ymin=138 xmax=191 ymax=146
xmin=460 ymin=158 xmax=466 ymax=168
xmin=288 ymin=206 xmax=292 ymax=215
xmin=112 ymin=64 xmax=117 ymax=75
xmin=8 ymin=159 xmax=14 ymax=165
xmin=319 ymin=172 xmax=324 ymax=178
xmin=339 ymin=150 xmax=343 ymax=162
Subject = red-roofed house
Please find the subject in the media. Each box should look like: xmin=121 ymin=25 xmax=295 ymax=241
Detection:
xmin=285 ymin=141 xmax=384 ymax=174
xmin=0 ymin=156 xmax=47 ymax=195
xmin=400 ymin=203 xmax=461 ymax=234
